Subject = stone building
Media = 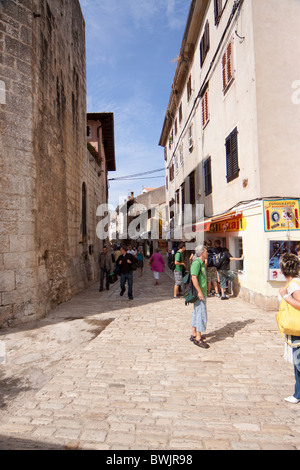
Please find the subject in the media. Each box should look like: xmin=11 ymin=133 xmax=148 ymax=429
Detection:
xmin=0 ymin=0 xmax=115 ymax=327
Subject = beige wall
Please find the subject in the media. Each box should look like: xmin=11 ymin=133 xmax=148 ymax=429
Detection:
xmin=251 ymin=0 xmax=300 ymax=197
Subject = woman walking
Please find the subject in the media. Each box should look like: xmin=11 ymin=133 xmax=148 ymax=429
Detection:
xmin=137 ymin=246 xmax=144 ymax=277
xmin=278 ymin=253 xmax=300 ymax=404
xmin=149 ymin=248 xmax=165 ymax=285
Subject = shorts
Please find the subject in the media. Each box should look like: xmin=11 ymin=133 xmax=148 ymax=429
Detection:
xmin=174 ymin=270 xmax=183 ymax=286
xmin=218 ymin=269 xmax=236 ymax=289
xmin=206 ymin=267 xmax=218 ymax=283
xmin=191 ymin=298 xmax=207 ymax=333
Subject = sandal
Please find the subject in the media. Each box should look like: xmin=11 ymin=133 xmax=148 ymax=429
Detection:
xmin=190 ymin=335 xmax=207 ymax=342
xmin=194 ymin=339 xmax=210 ymax=349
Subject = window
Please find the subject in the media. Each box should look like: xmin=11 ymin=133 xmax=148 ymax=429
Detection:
xmin=189 ymin=171 xmax=196 ymax=206
xmin=169 ymin=163 xmax=174 ymax=182
xmin=179 ymin=103 xmax=183 ymax=124
xmin=174 ymin=118 xmax=178 ymax=136
xmin=169 ymin=130 xmax=173 ymax=149
xmin=188 ymin=124 xmax=193 ymax=152
xmin=87 ymin=125 xmax=92 ymax=138
xmin=82 ymin=183 xmax=87 ymax=239
xmin=204 ymin=157 xmax=212 ymax=196
xmin=222 ymin=39 xmax=234 ymax=94
xmin=187 ymin=75 xmax=192 ymax=102
xmin=201 ymin=87 xmax=209 ymax=128
xmin=225 ymin=127 xmax=239 ymax=183
xmin=179 ymin=143 xmax=184 ymax=167
xmin=214 ymin=0 xmax=227 ymax=25
xmin=200 ymin=21 xmax=210 ymax=67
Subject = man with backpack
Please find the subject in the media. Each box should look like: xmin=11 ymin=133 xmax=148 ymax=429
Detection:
xmin=205 ymin=240 xmax=220 ymax=297
xmin=173 ymin=242 xmax=186 ymax=299
xmin=190 ymin=244 xmax=210 ymax=349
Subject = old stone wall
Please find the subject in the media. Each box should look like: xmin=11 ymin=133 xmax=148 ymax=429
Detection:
xmin=0 ymin=0 xmax=103 ymax=327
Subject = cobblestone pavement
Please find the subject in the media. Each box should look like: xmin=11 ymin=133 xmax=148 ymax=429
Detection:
xmin=0 ymin=264 xmax=299 ymax=450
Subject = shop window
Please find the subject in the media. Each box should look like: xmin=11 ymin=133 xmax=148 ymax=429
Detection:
xmin=234 ymin=237 xmax=244 ymax=271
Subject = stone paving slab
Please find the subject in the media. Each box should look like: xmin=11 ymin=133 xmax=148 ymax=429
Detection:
xmin=0 ymin=265 xmax=299 ymax=450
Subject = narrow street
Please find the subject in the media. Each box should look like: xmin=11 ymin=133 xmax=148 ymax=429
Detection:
xmin=0 ymin=264 xmax=299 ymax=450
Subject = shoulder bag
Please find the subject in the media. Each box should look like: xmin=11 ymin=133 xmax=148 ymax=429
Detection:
xmin=276 ymin=280 xmax=300 ymax=347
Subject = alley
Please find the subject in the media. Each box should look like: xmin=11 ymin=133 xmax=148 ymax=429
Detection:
xmin=0 ymin=265 xmax=299 ymax=450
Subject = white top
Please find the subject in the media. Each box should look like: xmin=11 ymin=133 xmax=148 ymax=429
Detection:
xmin=279 ymin=277 xmax=300 ymax=364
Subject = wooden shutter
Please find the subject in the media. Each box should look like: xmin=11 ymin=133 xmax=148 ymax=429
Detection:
xmin=226 ymin=127 xmax=239 ymax=183
xmin=204 ymin=157 xmax=212 ymax=196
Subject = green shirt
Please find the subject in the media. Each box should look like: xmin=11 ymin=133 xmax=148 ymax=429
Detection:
xmin=175 ymin=251 xmax=183 ymax=272
xmin=190 ymin=258 xmax=207 ymax=298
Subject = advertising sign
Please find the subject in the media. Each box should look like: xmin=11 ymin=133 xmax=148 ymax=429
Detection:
xmin=264 ymin=199 xmax=300 ymax=232
xmin=268 ymin=240 xmax=300 ymax=281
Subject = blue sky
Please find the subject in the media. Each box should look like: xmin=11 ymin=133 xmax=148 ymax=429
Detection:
xmin=79 ymin=0 xmax=191 ymax=208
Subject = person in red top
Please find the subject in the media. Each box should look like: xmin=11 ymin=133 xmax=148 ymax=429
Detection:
xmin=149 ymin=248 xmax=165 ymax=285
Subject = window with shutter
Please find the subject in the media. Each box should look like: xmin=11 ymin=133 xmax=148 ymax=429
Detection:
xmin=222 ymin=38 xmax=234 ymax=94
xmin=225 ymin=127 xmax=239 ymax=183
xmin=214 ymin=0 xmax=228 ymax=26
xmin=187 ymin=75 xmax=192 ymax=102
xmin=200 ymin=21 xmax=210 ymax=67
xmin=201 ymin=88 xmax=209 ymax=128
xmin=204 ymin=157 xmax=212 ymax=196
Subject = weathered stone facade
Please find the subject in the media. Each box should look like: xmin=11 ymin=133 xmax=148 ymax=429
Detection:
xmin=0 ymin=0 xmax=106 ymax=327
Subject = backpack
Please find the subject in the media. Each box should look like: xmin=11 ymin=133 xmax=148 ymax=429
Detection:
xmin=208 ymin=248 xmax=224 ymax=269
xmin=168 ymin=252 xmax=176 ymax=271
xmin=183 ymin=259 xmax=201 ymax=306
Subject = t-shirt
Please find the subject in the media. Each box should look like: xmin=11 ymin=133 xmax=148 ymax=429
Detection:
xmin=278 ymin=277 xmax=300 ymax=301
xmin=190 ymin=258 xmax=207 ymax=298
xmin=175 ymin=251 xmax=183 ymax=272
xmin=219 ymin=250 xmax=232 ymax=271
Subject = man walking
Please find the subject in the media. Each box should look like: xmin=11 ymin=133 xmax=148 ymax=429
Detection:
xmin=116 ymin=245 xmax=138 ymax=300
xmin=190 ymin=244 xmax=210 ymax=349
xmin=98 ymin=245 xmax=113 ymax=291
xmin=174 ymin=242 xmax=186 ymax=298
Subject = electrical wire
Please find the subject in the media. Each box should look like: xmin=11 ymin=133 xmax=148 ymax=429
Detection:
xmin=108 ymin=168 xmax=165 ymax=182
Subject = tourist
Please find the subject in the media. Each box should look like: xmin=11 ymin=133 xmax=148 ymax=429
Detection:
xmin=278 ymin=253 xmax=300 ymax=404
xmin=190 ymin=244 xmax=210 ymax=349
xmin=98 ymin=245 xmax=113 ymax=292
xmin=149 ymin=248 xmax=165 ymax=285
xmin=116 ymin=245 xmax=138 ymax=300
xmin=173 ymin=242 xmax=186 ymax=298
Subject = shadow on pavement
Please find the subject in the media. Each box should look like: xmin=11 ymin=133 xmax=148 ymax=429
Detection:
xmin=206 ymin=319 xmax=255 ymax=344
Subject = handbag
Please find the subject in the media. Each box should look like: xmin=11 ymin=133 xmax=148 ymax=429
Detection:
xmin=108 ymin=273 xmax=118 ymax=284
xmin=276 ymin=280 xmax=300 ymax=347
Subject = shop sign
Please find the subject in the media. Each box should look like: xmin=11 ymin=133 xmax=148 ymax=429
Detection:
xmin=210 ymin=217 xmax=247 ymax=233
xmin=263 ymin=199 xmax=300 ymax=232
